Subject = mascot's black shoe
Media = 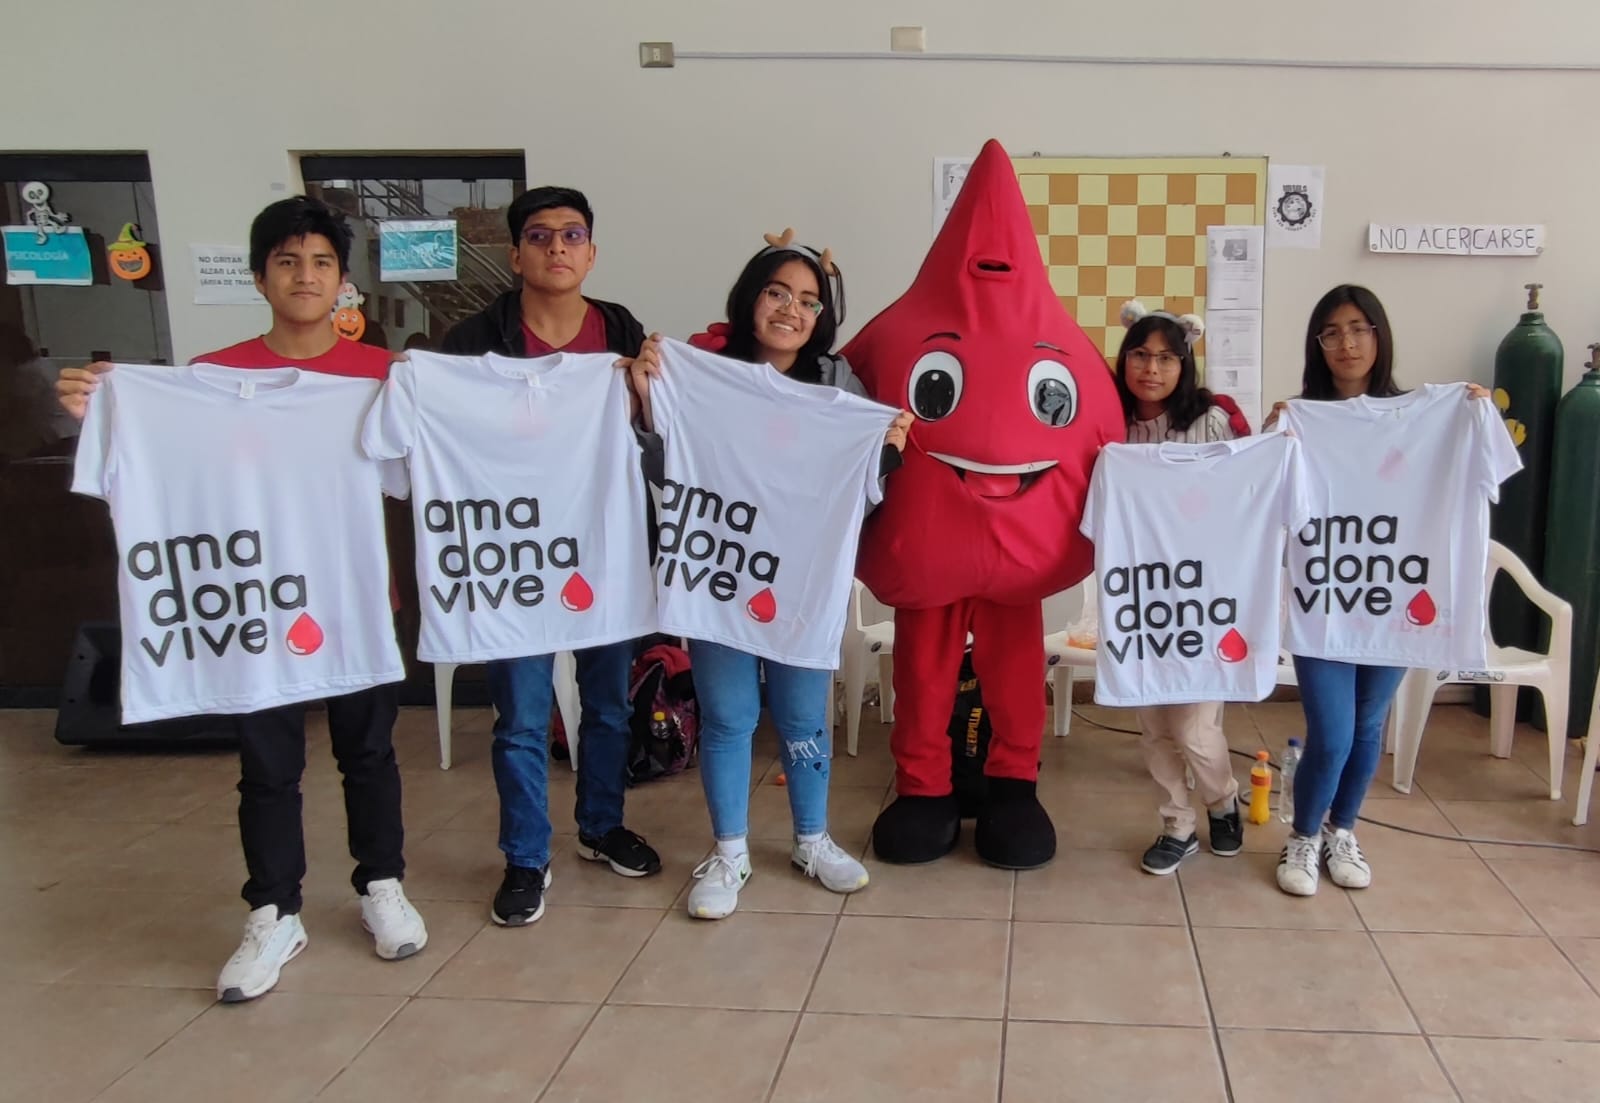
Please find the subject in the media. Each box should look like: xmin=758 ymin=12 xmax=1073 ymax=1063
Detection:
xmin=975 ymin=778 xmax=1056 ymax=870
xmin=872 ymin=794 xmax=962 ymax=864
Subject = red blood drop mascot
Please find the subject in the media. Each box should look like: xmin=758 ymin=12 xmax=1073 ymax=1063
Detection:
xmin=842 ymin=139 xmax=1124 ymax=868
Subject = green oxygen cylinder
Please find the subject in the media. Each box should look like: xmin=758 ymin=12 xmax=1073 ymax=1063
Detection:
xmin=1542 ymin=341 xmax=1600 ymax=739
xmin=1478 ymin=284 xmax=1564 ymax=720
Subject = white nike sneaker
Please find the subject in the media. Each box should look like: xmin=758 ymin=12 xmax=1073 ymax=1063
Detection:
xmin=217 ymin=905 xmax=308 ymax=1003
xmin=792 ymin=834 xmax=870 ymax=894
xmin=687 ymin=851 xmax=752 ymax=920
xmin=360 ymin=878 xmax=428 ymax=960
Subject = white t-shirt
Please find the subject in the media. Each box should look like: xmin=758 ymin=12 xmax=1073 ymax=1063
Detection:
xmin=71 ymin=364 xmax=406 ymax=724
xmin=650 ymin=339 xmax=897 ymax=669
xmin=362 ymin=351 xmax=656 ymax=663
xmin=1081 ymin=433 xmax=1311 ymax=706
xmin=1281 ymin=384 xmax=1522 ymax=667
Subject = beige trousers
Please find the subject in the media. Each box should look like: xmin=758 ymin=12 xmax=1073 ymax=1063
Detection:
xmin=1137 ymin=702 xmax=1239 ymax=837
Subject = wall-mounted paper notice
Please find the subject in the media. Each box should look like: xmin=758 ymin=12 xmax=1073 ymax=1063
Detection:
xmin=191 ymin=245 xmax=265 ymax=305
xmin=1205 ymin=226 xmax=1264 ymax=311
xmin=1367 ymin=224 xmax=1544 ymax=256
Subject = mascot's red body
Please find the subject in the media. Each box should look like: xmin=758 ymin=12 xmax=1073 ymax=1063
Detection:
xmin=843 ymin=139 xmax=1124 ymax=868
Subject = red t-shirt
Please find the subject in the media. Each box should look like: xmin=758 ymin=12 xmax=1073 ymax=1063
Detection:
xmin=521 ymin=305 xmax=608 ymax=356
xmin=191 ymin=336 xmax=393 ymax=379
xmin=189 ymin=335 xmax=400 ymax=610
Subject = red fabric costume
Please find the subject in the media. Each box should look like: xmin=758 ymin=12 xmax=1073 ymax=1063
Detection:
xmin=842 ymin=139 xmax=1125 ymax=867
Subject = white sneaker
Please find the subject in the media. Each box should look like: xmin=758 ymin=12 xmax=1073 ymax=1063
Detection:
xmin=792 ymin=834 xmax=870 ymax=894
xmin=1322 ymin=827 xmax=1372 ymax=889
xmin=1276 ymin=833 xmax=1321 ymax=897
xmin=217 ymin=905 xmax=307 ymax=1003
xmin=360 ymin=878 xmax=428 ymax=960
xmin=687 ymin=852 xmax=752 ymax=920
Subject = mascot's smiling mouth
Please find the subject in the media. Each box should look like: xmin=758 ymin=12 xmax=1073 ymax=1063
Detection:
xmin=928 ymin=452 xmax=1057 ymax=500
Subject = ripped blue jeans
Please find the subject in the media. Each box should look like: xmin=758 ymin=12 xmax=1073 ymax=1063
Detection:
xmin=687 ymin=640 xmax=833 ymax=839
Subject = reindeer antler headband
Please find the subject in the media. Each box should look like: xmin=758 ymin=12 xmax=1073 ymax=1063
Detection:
xmin=761 ymin=227 xmax=837 ymax=277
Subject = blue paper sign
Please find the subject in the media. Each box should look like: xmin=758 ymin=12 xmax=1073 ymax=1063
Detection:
xmin=379 ymin=220 xmax=458 ymax=282
xmin=4 ymin=226 xmax=94 ymax=286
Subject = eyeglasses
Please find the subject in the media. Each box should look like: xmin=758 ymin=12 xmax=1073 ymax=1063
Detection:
xmin=1317 ymin=323 xmax=1377 ymax=351
xmin=522 ymin=225 xmax=591 ymax=248
xmin=761 ymin=284 xmax=825 ymax=318
xmin=1125 ymin=349 xmax=1181 ymax=370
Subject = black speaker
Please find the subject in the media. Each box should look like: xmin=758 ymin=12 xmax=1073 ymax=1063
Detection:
xmin=54 ymin=622 xmax=238 ymax=747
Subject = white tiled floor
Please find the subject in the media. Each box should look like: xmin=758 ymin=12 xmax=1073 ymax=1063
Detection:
xmin=2 ymin=700 xmax=1598 ymax=1102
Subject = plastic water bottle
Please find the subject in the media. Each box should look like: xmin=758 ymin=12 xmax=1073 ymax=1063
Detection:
xmin=1248 ymin=750 xmax=1273 ymax=825
xmin=1279 ymin=739 xmax=1302 ymax=825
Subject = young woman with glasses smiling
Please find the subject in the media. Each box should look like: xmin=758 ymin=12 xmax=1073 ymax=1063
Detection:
xmin=629 ymin=234 xmax=912 ymax=919
xmin=1267 ymin=284 xmax=1489 ymax=897
xmin=1111 ymin=302 xmax=1250 ymax=874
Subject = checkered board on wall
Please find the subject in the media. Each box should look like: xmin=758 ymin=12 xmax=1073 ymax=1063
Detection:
xmin=1014 ymin=157 xmax=1267 ymax=374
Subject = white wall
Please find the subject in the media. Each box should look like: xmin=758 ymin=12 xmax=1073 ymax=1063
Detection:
xmin=7 ymin=0 xmax=1599 ymax=399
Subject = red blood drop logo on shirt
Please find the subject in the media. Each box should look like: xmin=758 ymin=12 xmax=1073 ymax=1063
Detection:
xmin=747 ymin=587 xmax=777 ymax=623
xmin=1406 ymin=589 xmax=1437 ymax=626
xmin=1216 ymin=628 xmax=1248 ymax=663
xmin=560 ymin=573 xmax=594 ymax=612
xmin=286 ymin=612 xmax=324 ymax=656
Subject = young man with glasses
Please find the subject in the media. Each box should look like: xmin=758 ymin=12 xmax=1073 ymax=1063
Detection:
xmin=440 ymin=186 xmax=661 ymax=927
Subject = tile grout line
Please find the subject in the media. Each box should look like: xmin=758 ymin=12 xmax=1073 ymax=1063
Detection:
xmin=1174 ymin=869 xmax=1237 ymax=1103
xmin=997 ymin=869 xmax=1017 ymax=1103
xmin=531 ymin=902 xmax=674 ymax=1103
xmin=1353 ymin=869 xmax=1465 ymax=1103
xmin=309 ymin=905 xmax=496 ymax=1097
xmin=85 ymin=988 xmax=214 ymax=1103
xmin=760 ymin=870 xmax=852 ymax=1103
xmin=1476 ymin=848 xmax=1600 ymax=1004
xmin=310 ymin=991 xmax=412 ymax=1100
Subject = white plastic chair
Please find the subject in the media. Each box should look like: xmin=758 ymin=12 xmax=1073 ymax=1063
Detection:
xmin=434 ymin=653 xmax=581 ymax=770
xmin=1042 ymin=582 xmax=1095 ymax=737
xmin=1390 ymin=540 xmax=1572 ymax=801
xmin=838 ymin=581 xmax=895 ymax=756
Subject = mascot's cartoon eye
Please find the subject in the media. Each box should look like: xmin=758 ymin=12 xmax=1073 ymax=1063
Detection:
xmin=908 ymin=351 xmax=964 ymax=421
xmin=1027 ymin=360 xmax=1077 ymax=427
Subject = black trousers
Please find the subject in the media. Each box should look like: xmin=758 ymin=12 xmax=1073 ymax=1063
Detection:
xmin=235 ymin=683 xmax=405 ymax=914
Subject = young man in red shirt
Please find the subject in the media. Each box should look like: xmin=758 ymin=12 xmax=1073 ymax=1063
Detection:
xmin=439 ymin=186 xmax=661 ymax=926
xmin=56 ymin=196 xmax=427 ymax=1003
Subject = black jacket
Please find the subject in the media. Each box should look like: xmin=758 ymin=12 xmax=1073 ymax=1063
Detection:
xmin=441 ymin=288 xmax=644 ymax=359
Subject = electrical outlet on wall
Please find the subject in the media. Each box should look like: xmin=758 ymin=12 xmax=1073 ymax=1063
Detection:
xmin=639 ymin=42 xmax=675 ymax=68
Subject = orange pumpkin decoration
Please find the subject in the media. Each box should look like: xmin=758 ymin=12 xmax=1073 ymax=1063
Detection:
xmin=108 ymin=223 xmax=153 ymax=281
xmin=110 ymin=244 xmax=152 ymax=280
xmin=332 ymin=307 xmax=366 ymax=341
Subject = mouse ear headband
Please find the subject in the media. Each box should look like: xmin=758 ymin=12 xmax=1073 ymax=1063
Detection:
xmin=760 ymin=227 xmax=846 ymax=326
xmin=1119 ymin=299 xmax=1204 ymax=347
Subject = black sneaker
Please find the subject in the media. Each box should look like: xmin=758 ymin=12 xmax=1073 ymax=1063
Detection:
xmin=577 ymin=827 xmax=662 ymax=878
xmin=1208 ymin=801 xmax=1245 ymax=857
xmin=1140 ymin=833 xmax=1199 ymax=876
xmin=490 ymin=864 xmax=551 ymax=927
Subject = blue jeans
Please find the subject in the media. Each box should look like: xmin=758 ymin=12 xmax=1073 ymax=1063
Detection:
xmin=1291 ymin=656 xmax=1406 ymax=837
xmin=486 ymin=640 xmax=635 ymax=869
xmin=689 ymin=640 xmax=833 ymax=839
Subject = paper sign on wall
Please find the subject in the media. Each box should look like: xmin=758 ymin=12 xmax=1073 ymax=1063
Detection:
xmin=3 ymin=226 xmax=94 ymax=285
xmin=932 ymin=157 xmax=973 ymax=233
xmin=1368 ymin=224 xmax=1544 ymax=257
xmin=191 ymin=245 xmax=265 ymax=305
xmin=1266 ymin=164 xmax=1324 ymax=250
xmin=379 ymin=220 xmax=458 ymax=282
